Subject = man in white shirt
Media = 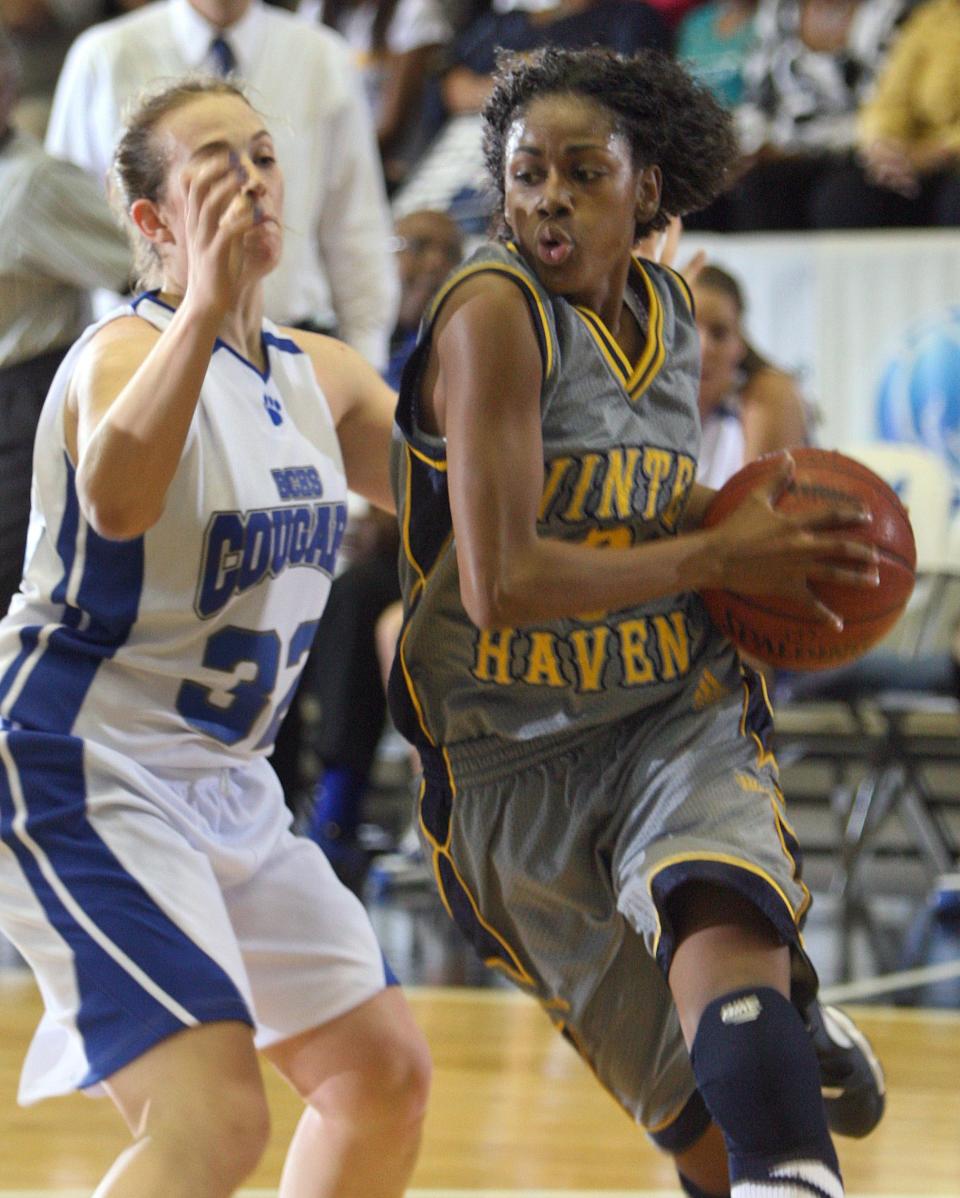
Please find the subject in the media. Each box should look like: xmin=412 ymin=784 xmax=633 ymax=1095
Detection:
xmin=0 ymin=27 xmax=130 ymax=616
xmin=46 ymin=0 xmax=399 ymax=367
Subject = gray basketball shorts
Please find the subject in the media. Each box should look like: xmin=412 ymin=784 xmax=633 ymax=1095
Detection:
xmin=416 ymin=665 xmax=817 ymax=1141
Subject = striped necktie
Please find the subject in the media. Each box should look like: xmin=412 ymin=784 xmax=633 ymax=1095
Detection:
xmin=209 ymin=35 xmax=236 ymax=76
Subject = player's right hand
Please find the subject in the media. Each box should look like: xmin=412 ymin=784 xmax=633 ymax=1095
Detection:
xmin=707 ymin=452 xmax=881 ymax=628
xmin=176 ymin=149 xmax=265 ymax=313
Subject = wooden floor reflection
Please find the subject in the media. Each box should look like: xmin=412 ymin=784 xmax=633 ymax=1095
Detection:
xmin=1 ymin=974 xmax=958 ymax=1194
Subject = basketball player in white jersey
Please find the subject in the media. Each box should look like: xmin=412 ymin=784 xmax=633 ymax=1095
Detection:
xmin=0 ymin=79 xmax=430 ymax=1197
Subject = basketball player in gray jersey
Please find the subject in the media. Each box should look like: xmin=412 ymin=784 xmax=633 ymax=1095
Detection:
xmin=391 ymin=47 xmax=884 ymax=1198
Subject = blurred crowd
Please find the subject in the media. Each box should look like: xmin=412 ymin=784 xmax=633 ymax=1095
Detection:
xmin=3 ymin=0 xmax=959 ymax=241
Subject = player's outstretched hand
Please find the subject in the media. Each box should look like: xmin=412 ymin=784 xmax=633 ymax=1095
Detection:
xmin=705 ymin=452 xmax=881 ymax=629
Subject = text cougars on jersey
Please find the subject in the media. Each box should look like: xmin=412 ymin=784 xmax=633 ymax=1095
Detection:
xmin=196 ymin=498 xmax=347 ymax=618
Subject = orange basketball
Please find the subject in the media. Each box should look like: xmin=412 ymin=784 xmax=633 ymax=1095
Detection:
xmin=700 ymin=448 xmax=917 ymax=671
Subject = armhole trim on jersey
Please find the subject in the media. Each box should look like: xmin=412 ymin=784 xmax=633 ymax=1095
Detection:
xmin=406 ymin=441 xmax=447 ymax=472
xmin=262 ymin=330 xmax=304 ymax=356
xmin=660 ymin=262 xmax=695 ymax=315
xmin=426 ymin=258 xmax=555 ymax=382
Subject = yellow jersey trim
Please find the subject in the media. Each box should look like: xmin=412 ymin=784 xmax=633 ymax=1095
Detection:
xmin=427 ymin=256 xmax=554 ymax=380
xmin=572 ymin=258 xmax=666 ymax=401
xmin=406 ymin=441 xmax=448 ymax=472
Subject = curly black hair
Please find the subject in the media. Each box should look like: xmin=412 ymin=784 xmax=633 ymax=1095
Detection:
xmin=482 ymin=45 xmax=737 ymax=240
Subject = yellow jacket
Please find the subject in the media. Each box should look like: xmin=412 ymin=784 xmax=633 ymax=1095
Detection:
xmin=858 ymin=0 xmax=960 ymax=156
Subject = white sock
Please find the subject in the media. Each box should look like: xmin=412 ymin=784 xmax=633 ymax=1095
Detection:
xmin=732 ymin=1158 xmax=844 ymax=1198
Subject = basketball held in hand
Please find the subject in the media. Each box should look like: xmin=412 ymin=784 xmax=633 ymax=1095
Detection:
xmin=700 ymin=448 xmax=917 ymax=671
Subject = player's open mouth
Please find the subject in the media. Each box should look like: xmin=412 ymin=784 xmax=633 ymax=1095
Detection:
xmin=536 ymin=226 xmax=573 ymax=266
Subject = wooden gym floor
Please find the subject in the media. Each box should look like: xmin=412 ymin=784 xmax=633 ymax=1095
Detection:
xmin=1 ymin=974 xmax=958 ymax=1195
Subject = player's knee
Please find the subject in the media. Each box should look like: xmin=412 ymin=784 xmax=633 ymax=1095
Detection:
xmin=690 ymin=986 xmax=836 ymax=1165
xmin=353 ymin=1024 xmax=432 ymax=1132
xmin=302 ymin=1017 xmax=432 ymax=1140
xmin=219 ymin=1082 xmax=272 ymax=1176
xmin=168 ymin=1080 xmax=271 ymax=1187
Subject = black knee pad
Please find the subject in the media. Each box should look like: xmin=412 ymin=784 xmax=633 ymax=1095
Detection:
xmin=648 ymin=1086 xmax=712 ymax=1154
xmin=690 ymin=986 xmax=837 ymax=1170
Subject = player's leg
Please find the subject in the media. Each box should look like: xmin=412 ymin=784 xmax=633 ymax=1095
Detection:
xmin=667 ymin=883 xmax=842 ymax=1198
xmin=264 ymin=987 xmax=431 ymax=1198
xmin=96 ymin=1021 xmax=269 ymax=1198
xmin=652 ymin=994 xmax=886 ymax=1197
xmin=610 ymin=665 xmax=852 ymax=1196
xmin=415 ymin=730 xmax=736 ymax=1193
xmin=671 ymin=1120 xmax=729 ymax=1197
xmin=225 ymin=783 xmax=430 ymax=1198
xmin=0 ymin=734 xmax=269 ymax=1197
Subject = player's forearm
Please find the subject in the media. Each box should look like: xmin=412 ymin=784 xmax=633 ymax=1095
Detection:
xmin=458 ymin=525 xmax=726 ymax=630
xmin=77 ymin=300 xmax=222 ymax=539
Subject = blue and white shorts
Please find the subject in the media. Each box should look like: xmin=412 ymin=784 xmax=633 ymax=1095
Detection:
xmin=0 ymin=730 xmax=391 ymax=1105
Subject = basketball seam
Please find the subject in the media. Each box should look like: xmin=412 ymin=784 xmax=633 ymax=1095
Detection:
xmin=702 ymin=593 xmax=909 ymax=626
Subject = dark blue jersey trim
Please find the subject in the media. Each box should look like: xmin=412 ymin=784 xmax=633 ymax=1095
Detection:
xmin=132 ymin=291 xmax=284 ymax=382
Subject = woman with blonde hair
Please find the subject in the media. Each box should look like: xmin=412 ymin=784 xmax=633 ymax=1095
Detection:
xmin=0 ymin=76 xmax=430 ymax=1198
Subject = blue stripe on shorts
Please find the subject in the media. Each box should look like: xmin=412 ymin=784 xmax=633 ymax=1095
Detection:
xmin=0 ymin=732 xmax=253 ymax=1090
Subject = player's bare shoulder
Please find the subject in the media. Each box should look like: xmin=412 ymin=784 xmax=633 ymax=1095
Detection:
xmin=65 ymin=316 xmax=163 ymax=458
xmin=72 ymin=316 xmax=162 ymax=397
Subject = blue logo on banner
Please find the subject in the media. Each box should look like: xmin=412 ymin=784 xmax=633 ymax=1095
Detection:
xmin=876 ymin=306 xmax=960 ymax=476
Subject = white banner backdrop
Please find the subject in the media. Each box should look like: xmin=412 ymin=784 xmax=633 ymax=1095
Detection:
xmin=684 ymin=230 xmax=960 ymax=472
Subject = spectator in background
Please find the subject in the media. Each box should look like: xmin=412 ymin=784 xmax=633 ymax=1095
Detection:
xmin=301 ymin=207 xmax=462 ymax=889
xmin=386 ymin=208 xmax=463 ymax=388
xmin=298 ymin=0 xmax=452 ymax=190
xmin=677 ymin=0 xmax=758 ymax=107
xmin=302 ymin=506 xmax=402 ymax=890
xmin=854 ymin=0 xmax=960 ymax=225
xmin=391 ymin=0 xmax=670 ymax=228
xmin=693 ymin=0 xmax=910 ymax=230
xmin=0 ymin=1 xmax=148 ymax=137
xmin=643 ymin=0 xmax=704 ymax=27
xmin=691 ymin=264 xmax=811 ymax=487
xmin=0 ymin=28 xmax=130 ymax=616
xmin=44 ymin=0 xmax=398 ymax=368
xmin=442 ymin=0 xmax=670 ymax=114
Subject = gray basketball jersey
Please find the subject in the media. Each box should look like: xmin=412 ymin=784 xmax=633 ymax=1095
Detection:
xmin=390 ymin=242 xmax=737 ymax=764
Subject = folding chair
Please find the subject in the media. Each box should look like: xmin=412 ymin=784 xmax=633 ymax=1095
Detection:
xmin=774 ymin=443 xmax=960 ymax=979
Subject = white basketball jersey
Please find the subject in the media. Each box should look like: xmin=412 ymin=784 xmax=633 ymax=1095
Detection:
xmin=0 ymin=294 xmax=348 ymax=771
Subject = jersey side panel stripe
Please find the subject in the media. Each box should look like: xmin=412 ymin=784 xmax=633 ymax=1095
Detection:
xmin=50 ymin=452 xmax=81 ymax=610
xmin=1 ymin=461 xmax=144 ymax=733
xmin=403 ymin=446 xmax=452 ymax=584
xmin=0 ymin=458 xmax=84 ymax=719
